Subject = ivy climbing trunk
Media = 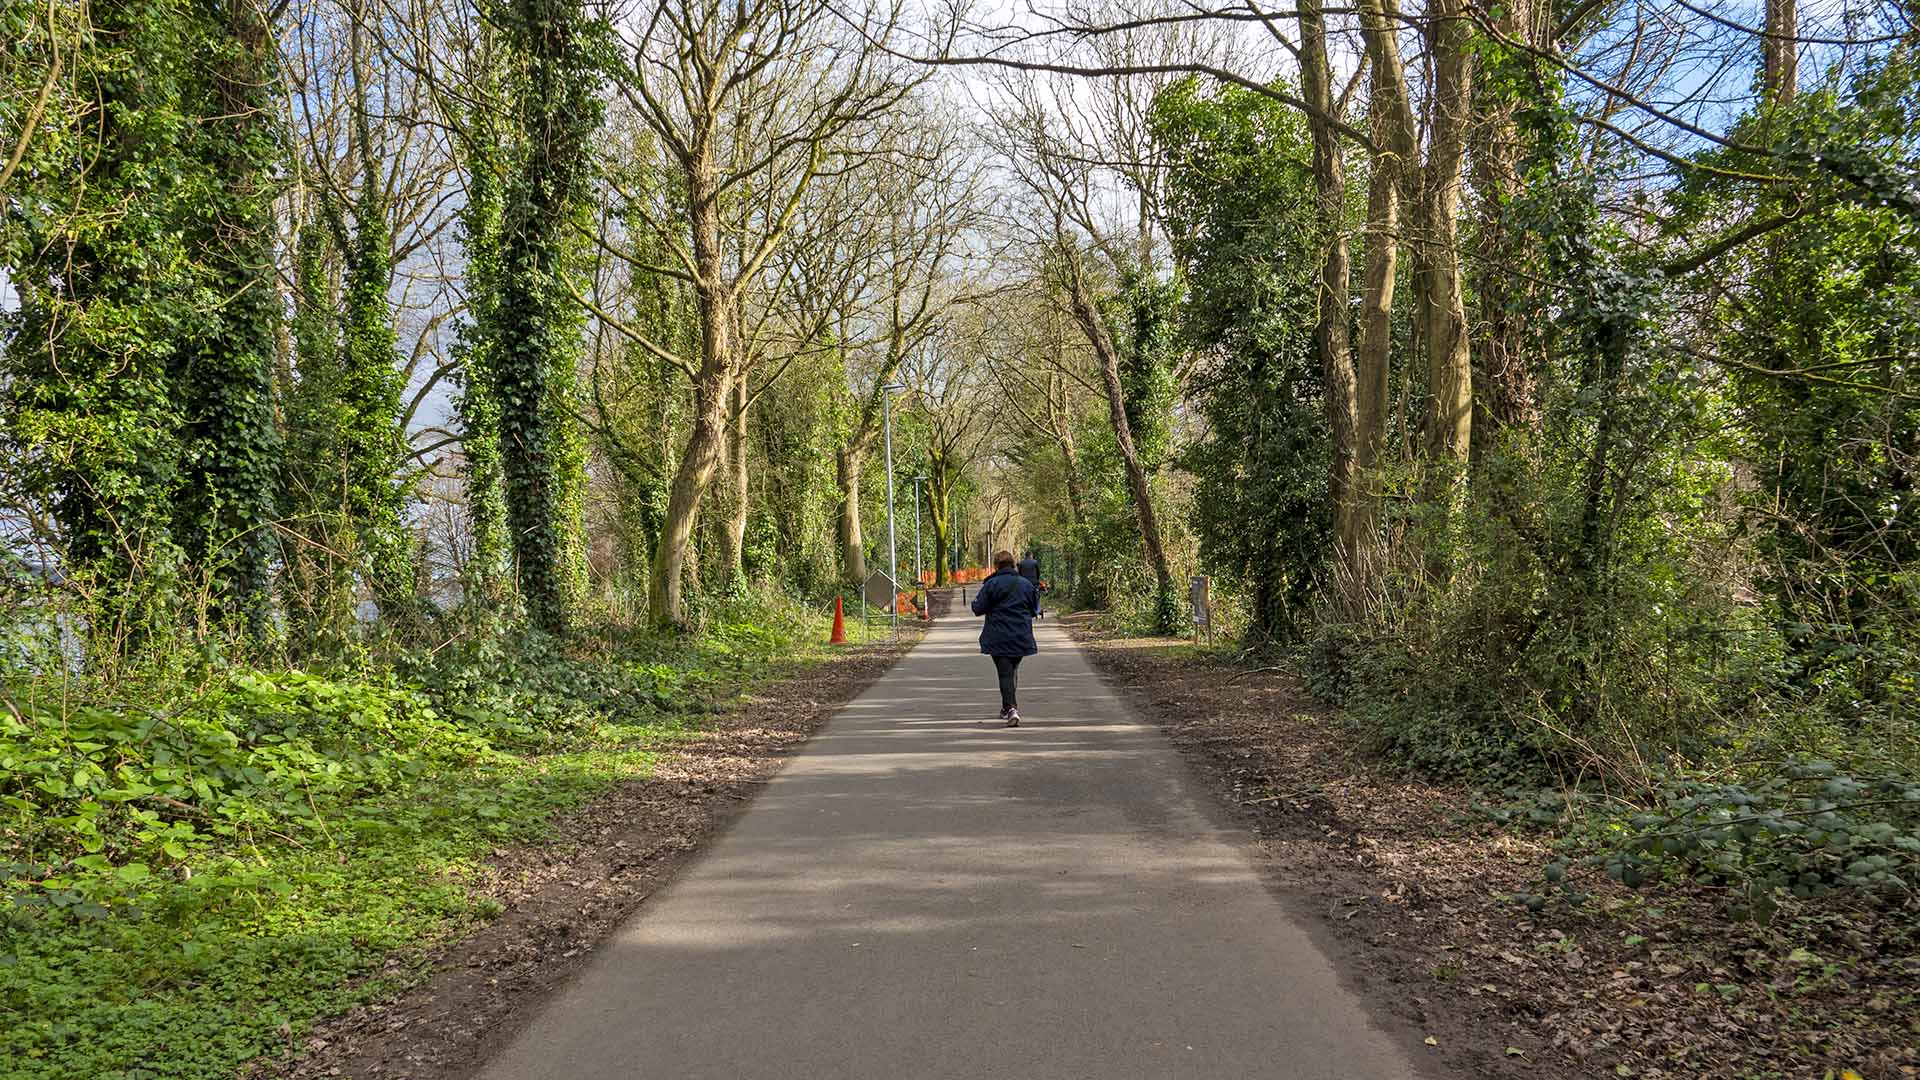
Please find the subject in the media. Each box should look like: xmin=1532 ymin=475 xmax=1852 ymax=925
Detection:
xmin=718 ymin=374 xmax=750 ymax=587
xmin=1417 ymin=0 xmax=1476 ymax=478
xmin=1467 ymin=0 xmax=1542 ymax=442
xmin=172 ymin=0 xmax=283 ymax=636
xmin=283 ymin=222 xmax=355 ymax=649
xmin=0 ymin=0 xmax=188 ymax=651
xmin=1356 ymin=0 xmax=1417 ymax=575
xmin=926 ymin=452 xmax=955 ymax=586
xmin=340 ymin=0 xmax=414 ymax=618
xmin=1061 ymin=256 xmax=1175 ymax=626
xmin=1298 ymin=0 xmax=1364 ymax=603
xmin=454 ymin=91 xmax=511 ymax=608
xmin=491 ymin=0 xmax=601 ymax=635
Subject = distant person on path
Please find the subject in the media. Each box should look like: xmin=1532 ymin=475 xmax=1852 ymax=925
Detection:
xmin=972 ymin=549 xmax=1039 ymax=727
xmin=1017 ymin=550 xmax=1042 ymax=619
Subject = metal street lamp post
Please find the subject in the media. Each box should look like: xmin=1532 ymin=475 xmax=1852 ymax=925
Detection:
xmin=881 ymin=383 xmax=904 ymax=630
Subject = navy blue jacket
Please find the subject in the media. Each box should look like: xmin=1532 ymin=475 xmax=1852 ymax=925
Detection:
xmin=971 ymin=567 xmax=1039 ymax=657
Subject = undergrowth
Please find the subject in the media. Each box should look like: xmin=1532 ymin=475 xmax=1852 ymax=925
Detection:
xmin=0 ymin=592 xmax=831 ymax=1080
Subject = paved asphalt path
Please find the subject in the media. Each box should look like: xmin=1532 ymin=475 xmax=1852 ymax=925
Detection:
xmin=477 ymin=608 xmax=1426 ymax=1080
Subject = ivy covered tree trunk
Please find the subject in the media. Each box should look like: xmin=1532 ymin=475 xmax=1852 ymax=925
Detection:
xmin=927 ymin=457 xmax=954 ymax=586
xmin=490 ymin=0 xmax=601 ymax=635
xmin=282 ymin=222 xmax=356 ymax=649
xmin=0 ymin=0 xmax=190 ymax=649
xmin=454 ymin=102 xmax=511 ymax=609
xmin=1467 ymin=0 xmax=1542 ymax=443
xmin=1356 ymin=0 xmax=1416 ymax=561
xmin=1418 ymin=0 xmax=1476 ymax=477
xmin=173 ymin=0 xmax=283 ymax=637
xmin=338 ymin=0 xmax=414 ymax=618
xmin=1298 ymin=0 xmax=1364 ymax=605
xmin=1060 ymin=257 xmax=1176 ymax=628
xmin=718 ymin=374 xmax=750 ymax=588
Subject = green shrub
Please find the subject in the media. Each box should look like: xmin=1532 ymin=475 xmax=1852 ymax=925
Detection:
xmin=1497 ymin=757 xmax=1920 ymax=919
xmin=0 ymin=599 xmax=829 ymax=1079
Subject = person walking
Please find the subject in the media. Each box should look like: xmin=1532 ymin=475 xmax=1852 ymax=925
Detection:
xmin=971 ymin=549 xmax=1039 ymax=727
xmin=1017 ymin=550 xmax=1042 ymax=620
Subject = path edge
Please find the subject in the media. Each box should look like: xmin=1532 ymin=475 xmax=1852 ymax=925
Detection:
xmin=1053 ymin=614 xmax=1459 ymax=1079
xmin=268 ymin=628 xmax=926 ymax=1080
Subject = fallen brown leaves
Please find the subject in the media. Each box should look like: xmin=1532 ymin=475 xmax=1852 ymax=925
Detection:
xmin=1069 ymin=620 xmax=1920 ymax=1080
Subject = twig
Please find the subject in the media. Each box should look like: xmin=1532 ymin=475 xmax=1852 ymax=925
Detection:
xmin=1245 ymin=786 xmax=1324 ymax=805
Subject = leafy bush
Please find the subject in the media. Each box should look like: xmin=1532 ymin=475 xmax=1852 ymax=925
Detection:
xmin=1586 ymin=759 xmax=1920 ymax=905
xmin=1484 ymin=755 xmax=1920 ymax=920
xmin=0 ymin=600 xmax=830 ymax=1079
xmin=2 ymin=672 xmax=502 ymax=915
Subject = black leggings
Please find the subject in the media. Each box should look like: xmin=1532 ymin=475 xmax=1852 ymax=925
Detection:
xmin=991 ymin=655 xmax=1023 ymax=711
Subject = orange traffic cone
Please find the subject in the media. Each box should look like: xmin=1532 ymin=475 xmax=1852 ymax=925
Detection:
xmin=829 ymin=595 xmax=848 ymax=645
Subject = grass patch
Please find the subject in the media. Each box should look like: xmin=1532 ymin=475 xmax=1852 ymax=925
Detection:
xmin=1 ymin=594 xmax=835 ymax=1080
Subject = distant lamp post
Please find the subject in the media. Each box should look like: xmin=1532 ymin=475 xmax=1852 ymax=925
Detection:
xmin=881 ymin=383 xmax=905 ymax=629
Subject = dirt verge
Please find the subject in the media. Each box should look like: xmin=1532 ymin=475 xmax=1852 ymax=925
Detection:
xmin=1065 ymin=615 xmax=1918 ymax=1080
xmin=269 ymin=631 xmax=921 ymax=1080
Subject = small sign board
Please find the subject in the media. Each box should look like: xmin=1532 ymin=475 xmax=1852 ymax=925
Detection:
xmin=862 ymin=570 xmax=899 ymax=611
xmin=1189 ymin=575 xmax=1211 ymax=628
xmin=925 ymin=588 xmax=952 ymax=620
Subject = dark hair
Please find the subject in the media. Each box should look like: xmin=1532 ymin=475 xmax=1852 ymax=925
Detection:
xmin=993 ymin=549 xmax=1015 ymax=570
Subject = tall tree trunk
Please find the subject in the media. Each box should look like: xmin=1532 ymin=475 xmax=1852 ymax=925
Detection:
xmin=927 ymin=464 xmax=953 ymax=586
xmin=492 ymin=0 xmax=599 ymax=635
xmin=339 ymin=0 xmax=416 ymax=620
xmin=834 ymin=329 xmax=910 ymax=584
xmin=836 ymin=446 xmax=869 ymax=584
xmin=1763 ymin=0 xmax=1798 ymax=105
xmin=180 ymin=0 xmax=282 ymax=633
xmin=1299 ymin=0 xmax=1364 ymax=597
xmin=1052 ymin=373 xmax=1086 ymax=529
xmin=650 ymin=144 xmax=735 ymax=627
xmin=1061 ymin=257 xmax=1175 ymax=620
xmin=1468 ymin=0 xmax=1540 ymax=443
xmin=1356 ymin=0 xmax=1417 ymax=554
xmin=717 ymin=372 xmax=749 ymax=585
xmin=650 ymin=312 xmax=733 ymax=625
xmin=284 ymin=222 xmax=353 ymax=647
xmin=1418 ymin=0 xmax=1475 ymax=475
xmin=454 ymin=83 xmax=511 ymax=609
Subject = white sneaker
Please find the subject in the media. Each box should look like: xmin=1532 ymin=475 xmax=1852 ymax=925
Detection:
xmin=1004 ymin=708 xmax=1020 ymax=728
